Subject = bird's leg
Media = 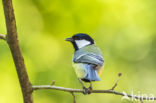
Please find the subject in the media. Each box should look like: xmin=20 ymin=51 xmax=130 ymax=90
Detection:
xmin=78 ymin=78 xmax=85 ymax=87
xmin=89 ymin=81 xmax=93 ymax=90
xmin=88 ymin=81 xmax=92 ymax=94
xmin=78 ymin=78 xmax=88 ymax=95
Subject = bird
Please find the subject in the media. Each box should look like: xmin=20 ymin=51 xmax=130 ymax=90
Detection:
xmin=65 ymin=33 xmax=104 ymax=94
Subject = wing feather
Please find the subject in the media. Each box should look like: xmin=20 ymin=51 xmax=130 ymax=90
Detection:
xmin=73 ymin=53 xmax=104 ymax=66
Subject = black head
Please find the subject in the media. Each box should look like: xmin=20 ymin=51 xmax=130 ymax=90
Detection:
xmin=65 ymin=33 xmax=94 ymax=51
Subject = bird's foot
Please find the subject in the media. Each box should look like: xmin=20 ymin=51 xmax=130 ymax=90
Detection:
xmin=83 ymin=87 xmax=88 ymax=95
xmin=87 ymin=86 xmax=93 ymax=94
xmin=88 ymin=86 xmax=93 ymax=91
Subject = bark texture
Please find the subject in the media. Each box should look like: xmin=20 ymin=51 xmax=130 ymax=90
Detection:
xmin=2 ymin=0 xmax=33 ymax=103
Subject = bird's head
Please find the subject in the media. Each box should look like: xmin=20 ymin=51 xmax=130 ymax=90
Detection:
xmin=65 ymin=33 xmax=94 ymax=51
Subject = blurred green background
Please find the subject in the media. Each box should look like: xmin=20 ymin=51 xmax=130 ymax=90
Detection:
xmin=0 ymin=0 xmax=156 ymax=103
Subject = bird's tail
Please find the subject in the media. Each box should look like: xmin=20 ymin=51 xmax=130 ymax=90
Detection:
xmin=83 ymin=64 xmax=100 ymax=81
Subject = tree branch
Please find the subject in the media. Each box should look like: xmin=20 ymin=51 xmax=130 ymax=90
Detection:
xmin=32 ymin=85 xmax=156 ymax=101
xmin=1 ymin=0 xmax=156 ymax=103
xmin=0 ymin=34 xmax=6 ymax=40
xmin=2 ymin=0 xmax=33 ymax=103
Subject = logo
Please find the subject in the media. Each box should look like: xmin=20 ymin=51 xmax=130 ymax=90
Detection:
xmin=121 ymin=91 xmax=155 ymax=102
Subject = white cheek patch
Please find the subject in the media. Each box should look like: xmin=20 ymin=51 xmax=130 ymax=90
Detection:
xmin=75 ymin=40 xmax=91 ymax=49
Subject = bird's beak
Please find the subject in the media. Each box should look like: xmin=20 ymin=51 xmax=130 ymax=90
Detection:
xmin=65 ymin=37 xmax=73 ymax=42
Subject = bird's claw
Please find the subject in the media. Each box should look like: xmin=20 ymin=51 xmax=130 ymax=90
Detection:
xmin=88 ymin=86 xmax=92 ymax=91
xmin=83 ymin=87 xmax=88 ymax=95
xmin=88 ymin=86 xmax=92 ymax=94
xmin=82 ymin=86 xmax=93 ymax=95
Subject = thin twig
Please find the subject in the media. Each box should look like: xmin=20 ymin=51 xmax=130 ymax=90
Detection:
xmin=111 ymin=73 xmax=122 ymax=90
xmin=32 ymin=85 xmax=156 ymax=101
xmin=0 ymin=34 xmax=6 ymax=40
xmin=71 ymin=92 xmax=76 ymax=103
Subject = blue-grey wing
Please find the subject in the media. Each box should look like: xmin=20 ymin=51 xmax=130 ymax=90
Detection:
xmin=73 ymin=53 xmax=104 ymax=66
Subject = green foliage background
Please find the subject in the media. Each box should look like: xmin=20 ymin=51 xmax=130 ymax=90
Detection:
xmin=0 ymin=0 xmax=156 ymax=103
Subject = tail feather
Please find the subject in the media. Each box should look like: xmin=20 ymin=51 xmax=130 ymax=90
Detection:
xmin=83 ymin=64 xmax=100 ymax=81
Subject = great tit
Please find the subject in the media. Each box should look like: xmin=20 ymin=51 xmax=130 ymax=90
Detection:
xmin=65 ymin=33 xmax=104 ymax=94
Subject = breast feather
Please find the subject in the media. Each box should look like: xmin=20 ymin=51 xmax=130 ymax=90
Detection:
xmin=72 ymin=63 xmax=87 ymax=78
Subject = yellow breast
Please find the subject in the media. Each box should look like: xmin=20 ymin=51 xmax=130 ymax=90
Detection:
xmin=72 ymin=63 xmax=87 ymax=78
